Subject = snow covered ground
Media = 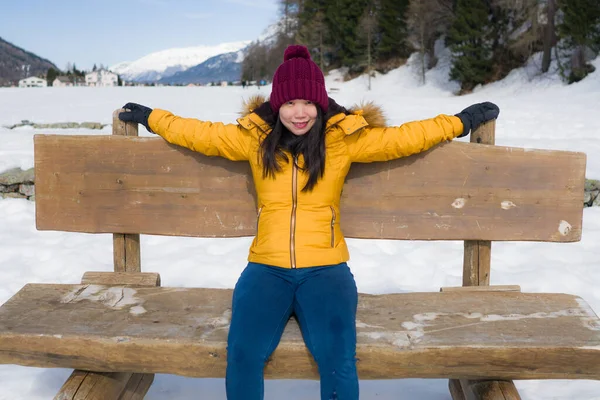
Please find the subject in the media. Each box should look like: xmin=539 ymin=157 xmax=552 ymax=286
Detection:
xmin=0 ymin=54 xmax=599 ymax=399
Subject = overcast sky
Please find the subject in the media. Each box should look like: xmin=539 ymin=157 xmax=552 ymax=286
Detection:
xmin=1 ymin=0 xmax=278 ymax=71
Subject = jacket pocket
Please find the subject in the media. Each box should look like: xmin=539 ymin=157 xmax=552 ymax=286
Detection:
xmin=330 ymin=206 xmax=336 ymax=248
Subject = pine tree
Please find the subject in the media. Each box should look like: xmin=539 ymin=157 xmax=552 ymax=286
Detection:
xmin=297 ymin=0 xmax=329 ymax=70
xmin=447 ymin=0 xmax=494 ymax=92
xmin=46 ymin=68 xmax=59 ymax=85
xmin=377 ymin=0 xmax=411 ymax=63
xmin=323 ymin=0 xmax=370 ymax=71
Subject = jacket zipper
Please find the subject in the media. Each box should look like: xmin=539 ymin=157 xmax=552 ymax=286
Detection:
xmin=290 ymin=156 xmax=298 ymax=269
xmin=330 ymin=206 xmax=336 ymax=248
xmin=256 ymin=206 xmax=263 ymax=241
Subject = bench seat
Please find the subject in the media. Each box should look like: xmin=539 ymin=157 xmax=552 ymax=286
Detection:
xmin=1 ymin=283 xmax=599 ymax=380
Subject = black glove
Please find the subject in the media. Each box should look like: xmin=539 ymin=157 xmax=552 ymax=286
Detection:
xmin=455 ymin=102 xmax=500 ymax=138
xmin=118 ymin=102 xmax=153 ymax=133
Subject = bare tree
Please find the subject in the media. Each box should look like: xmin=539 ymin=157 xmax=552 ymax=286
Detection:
xmin=279 ymin=0 xmax=302 ymax=38
xmin=360 ymin=2 xmax=378 ymax=90
xmin=407 ymin=0 xmax=453 ymax=84
xmin=541 ymin=0 xmax=557 ymax=72
xmin=492 ymin=0 xmax=543 ymax=63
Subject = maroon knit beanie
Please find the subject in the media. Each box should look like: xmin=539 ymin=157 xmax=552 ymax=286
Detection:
xmin=269 ymin=45 xmax=328 ymax=114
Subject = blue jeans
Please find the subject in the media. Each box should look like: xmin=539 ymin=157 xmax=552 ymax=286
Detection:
xmin=226 ymin=262 xmax=359 ymax=400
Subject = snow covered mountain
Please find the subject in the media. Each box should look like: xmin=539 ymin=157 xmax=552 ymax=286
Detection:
xmin=110 ymin=41 xmax=249 ymax=83
xmin=158 ymin=50 xmax=245 ymax=85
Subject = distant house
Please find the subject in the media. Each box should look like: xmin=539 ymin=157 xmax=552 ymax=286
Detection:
xmin=53 ymin=76 xmax=73 ymax=87
xmin=85 ymin=69 xmax=118 ymax=87
xmin=18 ymin=76 xmax=47 ymax=88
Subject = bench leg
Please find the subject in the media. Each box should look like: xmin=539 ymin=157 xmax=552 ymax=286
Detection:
xmin=449 ymin=379 xmax=522 ymax=400
xmin=449 ymin=379 xmax=467 ymax=400
xmin=54 ymin=370 xmax=153 ymax=400
xmin=118 ymin=373 xmax=155 ymax=400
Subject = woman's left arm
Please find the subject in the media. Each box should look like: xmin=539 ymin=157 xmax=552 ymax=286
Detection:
xmin=344 ymin=114 xmax=463 ymax=163
xmin=345 ymin=102 xmax=499 ymax=163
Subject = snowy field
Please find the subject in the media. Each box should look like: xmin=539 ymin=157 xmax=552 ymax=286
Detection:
xmin=0 ymin=54 xmax=599 ymax=399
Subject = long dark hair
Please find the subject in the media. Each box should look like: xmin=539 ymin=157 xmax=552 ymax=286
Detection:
xmin=260 ymin=108 xmax=327 ymax=192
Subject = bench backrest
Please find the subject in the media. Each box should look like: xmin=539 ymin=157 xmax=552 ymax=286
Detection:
xmin=34 ymin=127 xmax=585 ymax=243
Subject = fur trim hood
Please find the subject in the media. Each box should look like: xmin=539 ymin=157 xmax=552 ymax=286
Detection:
xmin=239 ymin=94 xmax=387 ymax=131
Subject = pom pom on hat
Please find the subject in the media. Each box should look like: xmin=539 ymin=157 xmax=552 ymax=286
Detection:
xmin=284 ymin=45 xmax=311 ymax=61
xmin=270 ymin=45 xmax=328 ymax=114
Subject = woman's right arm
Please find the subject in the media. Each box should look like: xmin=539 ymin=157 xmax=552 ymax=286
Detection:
xmin=148 ymin=109 xmax=252 ymax=161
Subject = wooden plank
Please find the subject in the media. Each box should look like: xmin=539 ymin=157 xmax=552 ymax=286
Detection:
xmin=81 ymin=272 xmax=160 ymax=287
xmin=33 ymin=135 xmax=585 ymax=242
xmin=54 ymin=370 xmax=131 ymax=400
xmin=460 ymin=379 xmax=522 ymax=400
xmin=440 ymin=285 xmax=520 ymax=293
xmin=1 ymin=285 xmax=599 ymax=380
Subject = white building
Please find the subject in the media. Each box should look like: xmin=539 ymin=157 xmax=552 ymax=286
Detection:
xmin=85 ymin=69 xmax=118 ymax=87
xmin=53 ymin=76 xmax=85 ymax=87
xmin=18 ymin=77 xmax=47 ymax=88
xmin=52 ymin=76 xmax=73 ymax=87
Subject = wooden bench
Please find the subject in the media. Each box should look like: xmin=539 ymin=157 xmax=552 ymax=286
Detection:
xmin=0 ymin=110 xmax=597 ymax=400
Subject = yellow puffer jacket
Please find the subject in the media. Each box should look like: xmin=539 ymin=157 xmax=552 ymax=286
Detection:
xmin=148 ymin=95 xmax=464 ymax=268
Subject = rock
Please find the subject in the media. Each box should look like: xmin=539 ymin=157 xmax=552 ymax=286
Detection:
xmin=584 ymin=191 xmax=593 ymax=204
xmin=33 ymin=122 xmax=80 ymax=129
xmin=5 ymin=121 xmax=105 ymax=130
xmin=19 ymin=184 xmax=35 ymax=197
xmin=0 ymin=193 xmax=26 ymax=199
xmin=0 ymin=168 xmax=35 ymax=185
xmin=80 ymin=122 xmax=105 ymax=130
xmin=0 ymin=184 xmax=18 ymax=193
xmin=585 ymin=179 xmax=600 ymax=191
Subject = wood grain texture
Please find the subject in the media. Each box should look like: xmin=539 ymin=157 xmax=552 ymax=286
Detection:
xmin=118 ymin=373 xmax=154 ymax=400
xmin=459 ymin=121 xmax=520 ymax=400
xmin=112 ymin=111 xmax=141 ymax=273
xmin=449 ymin=379 xmax=467 ymax=400
xmin=34 ymin=134 xmax=585 ymax=242
xmin=440 ymin=285 xmax=520 ymax=293
xmin=53 ymin=371 xmax=132 ymax=400
xmin=53 ymin=270 xmax=158 ymax=400
xmin=113 ymin=234 xmax=141 ymax=273
xmin=463 ymin=240 xmax=492 ymax=286
xmin=460 ymin=379 xmax=522 ymax=400
xmin=81 ymin=272 xmax=161 ymax=287
xmin=1 ymin=285 xmax=599 ymax=380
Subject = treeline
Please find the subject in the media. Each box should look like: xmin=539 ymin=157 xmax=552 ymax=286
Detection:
xmin=242 ymin=0 xmax=600 ymax=92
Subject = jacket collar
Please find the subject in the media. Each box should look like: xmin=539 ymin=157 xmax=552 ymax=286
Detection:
xmin=236 ymin=94 xmax=385 ymax=136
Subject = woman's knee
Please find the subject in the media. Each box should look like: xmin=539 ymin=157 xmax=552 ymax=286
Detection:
xmin=227 ymin=340 xmax=268 ymax=368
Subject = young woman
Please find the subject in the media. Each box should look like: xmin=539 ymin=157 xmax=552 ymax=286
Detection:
xmin=119 ymin=45 xmax=499 ymax=400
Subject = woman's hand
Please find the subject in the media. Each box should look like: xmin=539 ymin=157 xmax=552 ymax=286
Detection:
xmin=118 ymin=102 xmax=153 ymax=132
xmin=455 ymin=102 xmax=500 ymax=138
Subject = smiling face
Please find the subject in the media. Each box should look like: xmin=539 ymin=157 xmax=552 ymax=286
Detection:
xmin=278 ymin=100 xmax=318 ymax=136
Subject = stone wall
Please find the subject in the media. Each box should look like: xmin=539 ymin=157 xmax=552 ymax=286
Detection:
xmin=1 ymin=167 xmax=599 ymax=206
xmin=0 ymin=168 xmax=35 ymax=200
